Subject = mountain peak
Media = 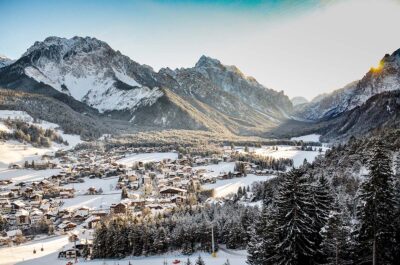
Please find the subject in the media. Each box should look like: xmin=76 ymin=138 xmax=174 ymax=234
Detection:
xmin=23 ymin=36 xmax=111 ymax=58
xmin=195 ymin=55 xmax=222 ymax=68
xmin=0 ymin=54 xmax=13 ymax=68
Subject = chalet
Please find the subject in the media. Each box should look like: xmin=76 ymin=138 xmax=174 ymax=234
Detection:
xmin=15 ymin=209 xmax=30 ymax=226
xmin=159 ymin=187 xmax=187 ymax=198
xmin=83 ymin=216 xmax=101 ymax=229
xmin=30 ymin=209 xmax=44 ymax=224
xmin=110 ymin=202 xmax=129 ymax=214
xmin=171 ymin=195 xmax=186 ymax=205
xmin=58 ymin=221 xmax=77 ymax=232
xmin=0 ymin=198 xmax=11 ymax=214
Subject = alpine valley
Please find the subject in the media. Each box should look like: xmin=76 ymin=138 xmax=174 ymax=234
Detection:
xmin=0 ymin=35 xmax=400 ymax=265
xmin=1 ymin=36 xmax=399 ymax=142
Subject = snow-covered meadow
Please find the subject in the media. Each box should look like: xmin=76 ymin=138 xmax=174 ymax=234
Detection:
xmin=203 ymin=174 xmax=276 ymax=198
xmin=0 ymin=110 xmax=82 ymax=169
xmin=116 ymin=152 xmax=178 ymax=166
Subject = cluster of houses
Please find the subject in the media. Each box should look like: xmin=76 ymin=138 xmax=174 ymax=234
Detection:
xmin=0 ymin=145 xmax=273 ymax=252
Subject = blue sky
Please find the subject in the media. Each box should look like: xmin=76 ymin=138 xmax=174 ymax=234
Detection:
xmin=1 ymin=0 xmax=400 ymax=99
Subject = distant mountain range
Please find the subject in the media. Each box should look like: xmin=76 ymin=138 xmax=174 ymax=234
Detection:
xmin=294 ymin=49 xmax=400 ymax=121
xmin=0 ymin=36 xmax=399 ymax=141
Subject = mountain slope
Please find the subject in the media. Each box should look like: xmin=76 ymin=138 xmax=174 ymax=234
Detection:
xmin=0 ymin=36 xmax=293 ymax=135
xmin=0 ymin=55 xmax=13 ymax=68
xmin=295 ymin=48 xmax=400 ymax=120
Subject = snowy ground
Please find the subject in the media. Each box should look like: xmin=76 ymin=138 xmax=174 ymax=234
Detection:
xmin=60 ymin=176 xmax=121 ymax=210
xmin=15 ymin=247 xmax=246 ymax=265
xmin=0 ymin=110 xmax=82 ymax=169
xmin=0 ymin=235 xmax=69 ymax=265
xmin=0 ymin=110 xmax=82 ymax=149
xmin=290 ymin=134 xmax=321 ymax=142
xmin=0 ymin=141 xmax=54 ymax=169
xmin=116 ymin=152 xmax=178 ymax=166
xmin=63 ymin=176 xmax=120 ymax=195
xmin=252 ymin=145 xmax=325 ymax=168
xmin=203 ymin=174 xmax=276 ymax=198
xmin=194 ymin=162 xmax=235 ymax=177
xmin=0 ymin=168 xmax=61 ymax=183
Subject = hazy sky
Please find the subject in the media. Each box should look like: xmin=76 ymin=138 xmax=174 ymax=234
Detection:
xmin=1 ymin=0 xmax=400 ymax=100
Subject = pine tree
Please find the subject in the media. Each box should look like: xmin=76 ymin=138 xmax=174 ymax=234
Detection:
xmin=270 ymin=168 xmax=317 ymax=265
xmin=195 ymin=255 xmax=205 ymax=265
xmin=312 ymin=175 xmax=333 ymax=262
xmin=247 ymin=200 xmax=276 ymax=265
xmin=320 ymin=201 xmax=352 ymax=265
xmin=356 ymin=141 xmax=396 ymax=265
xmin=185 ymin=258 xmax=192 ymax=265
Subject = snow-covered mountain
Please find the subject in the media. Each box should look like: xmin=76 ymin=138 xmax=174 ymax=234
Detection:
xmin=295 ymin=49 xmax=400 ymax=120
xmin=0 ymin=55 xmax=13 ymax=68
xmin=17 ymin=36 xmax=163 ymax=113
xmin=0 ymin=36 xmax=293 ymax=134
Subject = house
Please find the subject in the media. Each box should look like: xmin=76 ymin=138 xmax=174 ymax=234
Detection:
xmin=15 ymin=209 xmax=30 ymax=226
xmin=30 ymin=209 xmax=44 ymax=224
xmin=171 ymin=195 xmax=186 ymax=205
xmin=159 ymin=187 xmax=187 ymax=197
xmin=58 ymin=221 xmax=77 ymax=232
xmin=110 ymin=202 xmax=129 ymax=214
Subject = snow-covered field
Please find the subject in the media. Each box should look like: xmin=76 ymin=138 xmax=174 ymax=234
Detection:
xmin=0 ymin=141 xmax=54 ymax=169
xmin=290 ymin=134 xmax=321 ymax=142
xmin=0 ymin=235 xmax=69 ymax=265
xmin=253 ymin=146 xmax=324 ymax=167
xmin=0 ymin=168 xmax=61 ymax=183
xmin=204 ymin=174 xmax=276 ymax=198
xmin=194 ymin=162 xmax=235 ymax=177
xmin=0 ymin=110 xmax=82 ymax=169
xmin=63 ymin=176 xmax=119 ymax=195
xmin=60 ymin=193 xmax=121 ymax=211
xmin=116 ymin=152 xmax=178 ymax=165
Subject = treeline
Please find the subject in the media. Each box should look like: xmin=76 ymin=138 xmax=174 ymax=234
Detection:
xmin=0 ymin=119 xmax=68 ymax=147
xmin=232 ymin=153 xmax=293 ymax=171
xmin=247 ymin=140 xmax=400 ymax=265
xmin=92 ymin=203 xmax=258 ymax=259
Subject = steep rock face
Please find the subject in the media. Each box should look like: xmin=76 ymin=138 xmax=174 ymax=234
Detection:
xmin=295 ymin=49 xmax=400 ymax=120
xmin=320 ymin=90 xmax=400 ymax=141
xmin=156 ymin=56 xmax=293 ymax=134
xmin=0 ymin=55 xmax=13 ymax=68
xmin=0 ymin=36 xmax=294 ymax=134
xmin=13 ymin=36 xmax=163 ymax=113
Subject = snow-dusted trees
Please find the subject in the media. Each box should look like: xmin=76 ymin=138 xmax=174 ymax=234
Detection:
xmin=92 ymin=203 xmax=255 ymax=259
xmin=247 ymin=168 xmax=333 ymax=265
xmin=320 ymin=200 xmax=353 ymax=265
xmin=247 ymin=200 xmax=276 ymax=265
xmin=356 ymin=141 xmax=397 ymax=265
xmin=270 ymin=168 xmax=317 ymax=264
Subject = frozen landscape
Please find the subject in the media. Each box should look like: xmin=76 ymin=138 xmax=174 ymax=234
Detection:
xmin=2 ymin=2 xmax=400 ymax=263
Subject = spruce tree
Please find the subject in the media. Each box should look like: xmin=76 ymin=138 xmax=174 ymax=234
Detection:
xmin=356 ymin=141 xmax=396 ymax=265
xmin=247 ymin=199 xmax=276 ymax=265
xmin=195 ymin=255 xmax=205 ymax=265
xmin=271 ymin=168 xmax=316 ymax=265
xmin=320 ymin=201 xmax=352 ymax=265
xmin=312 ymin=174 xmax=333 ymax=262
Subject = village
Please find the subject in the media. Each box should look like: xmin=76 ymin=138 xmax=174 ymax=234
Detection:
xmin=0 ymin=142 xmax=300 ymax=261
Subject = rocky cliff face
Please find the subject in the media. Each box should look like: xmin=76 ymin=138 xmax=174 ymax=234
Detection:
xmin=0 ymin=55 xmax=13 ymax=68
xmin=0 ymin=36 xmax=294 ymax=134
xmin=295 ymin=49 xmax=400 ymax=120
